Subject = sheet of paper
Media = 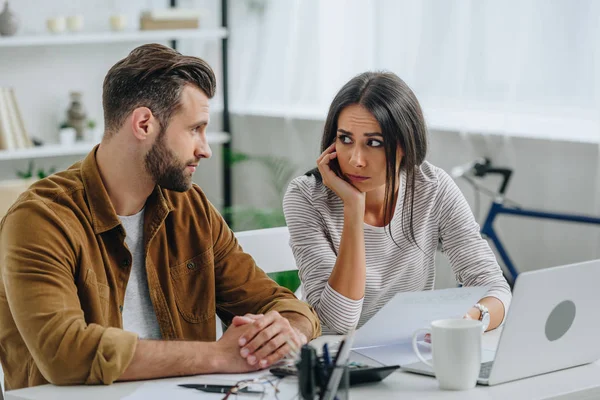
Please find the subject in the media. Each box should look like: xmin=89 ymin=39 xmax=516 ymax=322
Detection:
xmin=354 ymin=341 xmax=430 ymax=366
xmin=353 ymin=286 xmax=489 ymax=348
xmin=354 ymin=342 xmax=497 ymax=367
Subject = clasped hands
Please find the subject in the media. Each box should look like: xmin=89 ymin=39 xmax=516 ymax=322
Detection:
xmin=231 ymin=311 xmax=307 ymax=369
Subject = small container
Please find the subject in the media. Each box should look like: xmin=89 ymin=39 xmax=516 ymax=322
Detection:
xmin=321 ymin=364 xmax=350 ymax=400
xmin=66 ymin=15 xmax=84 ymax=32
xmin=59 ymin=127 xmax=76 ymax=146
xmin=109 ymin=14 xmax=127 ymax=31
xmin=47 ymin=16 xmax=66 ymax=34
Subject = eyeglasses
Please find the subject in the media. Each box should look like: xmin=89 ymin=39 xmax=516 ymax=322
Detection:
xmin=221 ymin=375 xmax=283 ymax=400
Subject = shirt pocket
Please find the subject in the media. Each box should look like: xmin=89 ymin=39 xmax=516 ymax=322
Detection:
xmin=84 ymin=268 xmax=110 ymax=320
xmin=170 ymin=248 xmax=216 ymax=323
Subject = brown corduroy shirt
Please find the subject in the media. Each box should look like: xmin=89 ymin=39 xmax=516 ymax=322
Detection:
xmin=0 ymin=147 xmax=320 ymax=390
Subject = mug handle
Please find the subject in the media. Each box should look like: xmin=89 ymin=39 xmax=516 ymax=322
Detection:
xmin=412 ymin=328 xmax=433 ymax=368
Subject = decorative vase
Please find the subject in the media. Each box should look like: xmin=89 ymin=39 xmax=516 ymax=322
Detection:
xmin=0 ymin=1 xmax=19 ymax=36
xmin=66 ymin=92 xmax=87 ymax=141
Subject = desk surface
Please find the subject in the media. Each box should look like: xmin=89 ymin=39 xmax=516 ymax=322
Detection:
xmin=6 ymin=331 xmax=600 ymax=400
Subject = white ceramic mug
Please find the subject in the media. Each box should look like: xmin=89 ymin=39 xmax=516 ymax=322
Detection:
xmin=412 ymin=319 xmax=482 ymax=390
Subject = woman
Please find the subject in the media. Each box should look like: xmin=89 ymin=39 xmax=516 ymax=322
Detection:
xmin=283 ymin=71 xmax=511 ymax=334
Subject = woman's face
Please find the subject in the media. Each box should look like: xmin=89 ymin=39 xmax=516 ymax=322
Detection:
xmin=335 ymin=104 xmax=402 ymax=193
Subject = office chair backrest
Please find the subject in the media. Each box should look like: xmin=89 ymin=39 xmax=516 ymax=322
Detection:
xmin=234 ymin=226 xmax=296 ymax=275
xmin=213 ymin=227 xmax=301 ymax=339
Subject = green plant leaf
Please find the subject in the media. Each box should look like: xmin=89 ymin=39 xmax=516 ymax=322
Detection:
xmin=267 ymin=270 xmax=301 ymax=293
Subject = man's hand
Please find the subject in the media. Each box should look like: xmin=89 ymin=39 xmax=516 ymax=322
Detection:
xmin=212 ymin=323 xmax=263 ymax=373
xmin=232 ymin=311 xmax=308 ymax=369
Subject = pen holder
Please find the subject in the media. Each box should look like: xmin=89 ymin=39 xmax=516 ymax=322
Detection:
xmin=321 ymin=363 xmax=350 ymax=400
xmin=297 ymin=344 xmax=350 ymax=400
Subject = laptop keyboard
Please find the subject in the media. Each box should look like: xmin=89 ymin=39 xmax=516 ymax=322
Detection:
xmin=479 ymin=361 xmax=494 ymax=379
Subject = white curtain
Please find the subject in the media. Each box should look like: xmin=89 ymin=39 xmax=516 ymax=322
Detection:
xmin=229 ymin=0 xmax=600 ymax=142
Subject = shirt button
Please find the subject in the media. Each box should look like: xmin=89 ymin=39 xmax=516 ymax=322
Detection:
xmin=186 ymin=261 xmax=196 ymax=270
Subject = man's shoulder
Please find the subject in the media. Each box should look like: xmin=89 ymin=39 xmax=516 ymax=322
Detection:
xmin=4 ymin=165 xmax=86 ymax=221
xmin=161 ymin=183 xmax=213 ymax=216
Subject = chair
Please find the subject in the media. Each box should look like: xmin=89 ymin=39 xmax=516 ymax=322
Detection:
xmin=215 ymin=227 xmax=302 ymax=339
xmin=234 ymin=226 xmax=302 ymax=298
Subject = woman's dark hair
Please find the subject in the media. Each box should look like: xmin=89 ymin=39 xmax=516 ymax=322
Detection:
xmin=308 ymin=71 xmax=428 ymax=245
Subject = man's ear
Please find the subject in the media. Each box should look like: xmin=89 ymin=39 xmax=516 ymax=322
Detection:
xmin=130 ymin=107 xmax=155 ymax=141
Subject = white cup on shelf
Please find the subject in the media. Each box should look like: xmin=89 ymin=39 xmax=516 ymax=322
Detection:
xmin=47 ymin=16 xmax=66 ymax=34
xmin=59 ymin=127 xmax=76 ymax=146
xmin=412 ymin=319 xmax=482 ymax=390
xmin=109 ymin=14 xmax=127 ymax=31
xmin=66 ymin=15 xmax=84 ymax=32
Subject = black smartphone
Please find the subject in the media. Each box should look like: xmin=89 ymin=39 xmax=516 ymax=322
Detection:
xmin=329 ymin=154 xmax=343 ymax=179
xmin=269 ymin=364 xmax=400 ymax=386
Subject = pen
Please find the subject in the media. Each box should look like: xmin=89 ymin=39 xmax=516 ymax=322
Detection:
xmin=322 ymin=343 xmax=332 ymax=366
xmin=332 ymin=339 xmax=345 ymax=365
xmin=179 ymin=383 xmax=233 ymax=393
xmin=178 ymin=383 xmax=262 ymax=394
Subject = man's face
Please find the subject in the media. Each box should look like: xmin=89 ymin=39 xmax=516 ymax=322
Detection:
xmin=144 ymin=85 xmax=212 ymax=192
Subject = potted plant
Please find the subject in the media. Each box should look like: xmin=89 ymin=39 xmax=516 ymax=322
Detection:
xmin=58 ymin=121 xmax=76 ymax=146
xmin=226 ymin=149 xmax=301 ymax=293
xmin=87 ymin=119 xmax=103 ymax=143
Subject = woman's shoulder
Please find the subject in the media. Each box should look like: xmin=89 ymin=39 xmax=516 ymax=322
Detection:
xmin=284 ymin=174 xmax=341 ymax=213
xmin=415 ymin=161 xmax=454 ymax=187
xmin=286 ymin=174 xmax=329 ymax=200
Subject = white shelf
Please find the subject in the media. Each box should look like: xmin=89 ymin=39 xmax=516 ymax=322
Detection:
xmin=0 ymin=28 xmax=227 ymax=48
xmin=0 ymin=131 xmax=230 ymax=161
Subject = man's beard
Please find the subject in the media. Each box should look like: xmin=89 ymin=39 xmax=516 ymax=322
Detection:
xmin=144 ymin=133 xmax=197 ymax=192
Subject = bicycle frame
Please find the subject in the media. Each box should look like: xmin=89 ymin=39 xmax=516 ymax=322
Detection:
xmin=481 ymin=200 xmax=600 ymax=284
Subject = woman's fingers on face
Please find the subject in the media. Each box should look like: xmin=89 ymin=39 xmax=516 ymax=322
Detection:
xmin=317 ymin=143 xmax=336 ymax=163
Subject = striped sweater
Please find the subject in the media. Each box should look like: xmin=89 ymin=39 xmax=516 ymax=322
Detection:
xmin=283 ymin=161 xmax=511 ymax=334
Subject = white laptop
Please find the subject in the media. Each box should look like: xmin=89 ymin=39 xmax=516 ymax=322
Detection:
xmin=402 ymin=259 xmax=600 ymax=386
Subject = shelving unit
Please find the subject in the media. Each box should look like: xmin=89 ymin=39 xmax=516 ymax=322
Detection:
xmin=0 ymin=0 xmax=234 ymax=215
xmin=0 ymin=28 xmax=227 ymax=48
xmin=0 ymin=132 xmax=230 ymax=161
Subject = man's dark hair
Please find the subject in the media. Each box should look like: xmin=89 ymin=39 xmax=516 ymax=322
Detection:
xmin=102 ymin=43 xmax=216 ymax=136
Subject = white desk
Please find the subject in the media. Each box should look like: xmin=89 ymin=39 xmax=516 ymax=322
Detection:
xmin=6 ymin=331 xmax=600 ymax=400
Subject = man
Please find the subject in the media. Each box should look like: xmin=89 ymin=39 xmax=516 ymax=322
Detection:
xmin=0 ymin=44 xmax=320 ymax=390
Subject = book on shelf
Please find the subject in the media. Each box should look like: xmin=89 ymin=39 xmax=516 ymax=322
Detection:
xmin=140 ymin=9 xmax=201 ymax=30
xmin=0 ymin=87 xmax=32 ymax=151
xmin=144 ymin=9 xmax=203 ymax=20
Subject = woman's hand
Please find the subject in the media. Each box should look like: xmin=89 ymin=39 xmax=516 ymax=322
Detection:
xmin=317 ymin=143 xmax=365 ymax=207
